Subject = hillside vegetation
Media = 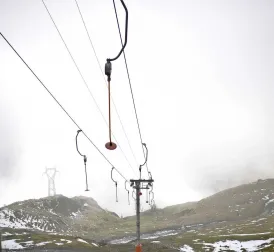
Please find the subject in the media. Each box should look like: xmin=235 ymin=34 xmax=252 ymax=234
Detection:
xmin=1 ymin=178 xmax=274 ymax=250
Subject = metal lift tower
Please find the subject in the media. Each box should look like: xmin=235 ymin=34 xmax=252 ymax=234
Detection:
xmin=43 ymin=168 xmax=58 ymax=196
xmin=130 ymin=178 xmax=154 ymax=252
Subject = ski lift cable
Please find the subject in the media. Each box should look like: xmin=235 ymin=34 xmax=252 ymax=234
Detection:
xmin=74 ymin=0 xmax=139 ymax=167
xmin=0 ymin=32 xmax=129 ymax=183
xmin=41 ymin=0 xmax=137 ymax=177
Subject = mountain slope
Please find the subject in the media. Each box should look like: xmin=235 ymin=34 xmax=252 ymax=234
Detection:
xmin=112 ymin=179 xmax=274 ymax=236
xmin=1 ymin=178 xmax=274 ymax=242
xmin=175 ymin=178 xmax=274 ymax=226
xmin=0 ymin=195 xmax=119 ymax=237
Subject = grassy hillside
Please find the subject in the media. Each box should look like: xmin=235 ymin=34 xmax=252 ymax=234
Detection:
xmin=1 ymin=178 xmax=274 ymax=249
xmin=101 ymin=179 xmax=274 ymax=239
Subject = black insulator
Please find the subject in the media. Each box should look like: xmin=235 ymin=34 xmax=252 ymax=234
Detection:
xmin=105 ymin=60 xmax=112 ymax=77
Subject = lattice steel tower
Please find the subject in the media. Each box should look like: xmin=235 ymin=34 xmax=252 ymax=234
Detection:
xmin=43 ymin=168 xmax=58 ymax=196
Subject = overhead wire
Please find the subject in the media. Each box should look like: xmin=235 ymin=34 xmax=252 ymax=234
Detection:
xmin=74 ymin=0 xmax=139 ymax=169
xmin=112 ymin=0 xmax=150 ymax=176
xmin=41 ymin=0 xmax=137 ymax=177
xmin=0 ymin=32 xmax=128 ymax=182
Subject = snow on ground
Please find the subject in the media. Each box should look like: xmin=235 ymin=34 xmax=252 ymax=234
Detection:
xmin=0 ymin=209 xmax=27 ymax=229
xmin=251 ymin=218 xmax=267 ymax=223
xmin=110 ymin=237 xmax=134 ymax=244
xmin=265 ymin=199 xmax=274 ymax=206
xmin=92 ymin=242 xmax=99 ymax=247
xmin=151 ymin=241 xmax=160 ymax=243
xmin=2 ymin=239 xmax=24 ymax=249
xmin=180 ymin=244 xmax=195 ymax=252
xmin=2 ymin=232 xmax=12 ymax=236
xmin=199 ymin=238 xmax=274 ymax=251
xmin=22 ymin=241 xmax=34 ymax=245
xmin=71 ymin=210 xmax=82 ymax=218
xmin=216 ymin=232 xmax=271 ymax=237
xmin=0 ymin=208 xmax=56 ymax=232
xmin=61 ymin=239 xmax=72 ymax=243
xmin=77 ymin=238 xmax=88 ymax=244
xmin=55 ymin=242 xmax=64 ymax=245
xmin=143 ymin=230 xmax=179 ymax=240
xmin=36 ymin=241 xmax=53 ymax=246
xmin=263 ymin=195 xmax=270 ymax=200
xmin=110 ymin=229 xmax=180 ymax=244
xmin=49 ymin=209 xmax=58 ymax=216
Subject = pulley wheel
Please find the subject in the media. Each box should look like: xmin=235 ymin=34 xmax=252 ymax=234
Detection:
xmin=105 ymin=142 xmax=117 ymax=150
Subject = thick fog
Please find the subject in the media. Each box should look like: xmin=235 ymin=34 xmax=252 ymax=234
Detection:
xmin=0 ymin=0 xmax=273 ymax=216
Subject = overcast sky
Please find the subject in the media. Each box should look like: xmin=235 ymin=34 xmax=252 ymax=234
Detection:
xmin=0 ymin=0 xmax=273 ymax=216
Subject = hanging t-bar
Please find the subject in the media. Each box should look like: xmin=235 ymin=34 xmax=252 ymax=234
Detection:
xmin=146 ymin=185 xmax=149 ymax=203
xmin=125 ymin=180 xmax=130 ymax=205
xmin=104 ymin=0 xmax=128 ymax=150
xmin=111 ymin=167 xmax=118 ymax=202
xmin=105 ymin=78 xmax=117 ymax=150
xmin=76 ymin=130 xmax=89 ymax=191
xmin=148 ymin=184 xmax=153 ymax=205
xmin=139 ymin=143 xmax=148 ymax=178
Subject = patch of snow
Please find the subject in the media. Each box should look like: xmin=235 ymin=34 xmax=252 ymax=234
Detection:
xmin=111 ymin=229 xmax=180 ymax=245
xmin=2 ymin=239 xmax=24 ymax=249
xmin=0 ymin=209 xmax=56 ymax=232
xmin=251 ymin=218 xmax=267 ymax=223
xmin=216 ymin=232 xmax=271 ymax=237
xmin=77 ymin=238 xmax=88 ymax=244
xmin=23 ymin=240 xmax=34 ymax=244
xmin=180 ymin=244 xmax=194 ymax=252
xmin=2 ymin=232 xmax=12 ymax=236
xmin=265 ymin=199 xmax=274 ymax=206
xmin=92 ymin=242 xmax=99 ymax=247
xmin=36 ymin=241 xmax=52 ymax=246
xmin=110 ymin=237 xmax=134 ymax=244
xmin=151 ymin=241 xmax=160 ymax=243
xmin=61 ymin=239 xmax=72 ymax=244
xmin=71 ymin=210 xmax=82 ymax=218
xmin=198 ymin=238 xmax=274 ymax=251
xmin=263 ymin=195 xmax=270 ymax=200
xmin=49 ymin=209 xmax=58 ymax=216
xmin=143 ymin=230 xmax=179 ymax=240
xmin=84 ymin=203 xmax=88 ymax=207
xmin=21 ymin=240 xmax=34 ymax=247
xmin=55 ymin=242 xmax=64 ymax=245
